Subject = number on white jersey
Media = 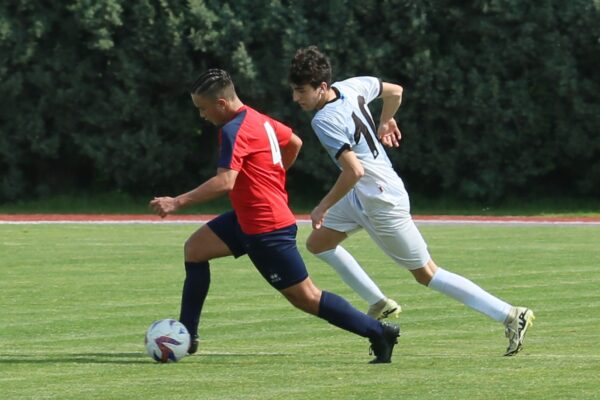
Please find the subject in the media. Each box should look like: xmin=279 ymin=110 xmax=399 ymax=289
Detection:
xmin=264 ymin=121 xmax=283 ymax=167
xmin=352 ymin=95 xmax=379 ymax=158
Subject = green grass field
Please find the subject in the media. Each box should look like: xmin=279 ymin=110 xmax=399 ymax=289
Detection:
xmin=1 ymin=223 xmax=599 ymax=399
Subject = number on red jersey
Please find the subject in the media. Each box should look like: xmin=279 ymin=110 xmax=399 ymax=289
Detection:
xmin=263 ymin=121 xmax=283 ymax=167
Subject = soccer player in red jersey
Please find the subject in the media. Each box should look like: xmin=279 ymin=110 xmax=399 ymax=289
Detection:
xmin=149 ymin=69 xmax=399 ymax=363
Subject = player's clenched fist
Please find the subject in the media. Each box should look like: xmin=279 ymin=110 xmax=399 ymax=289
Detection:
xmin=149 ymin=196 xmax=180 ymax=218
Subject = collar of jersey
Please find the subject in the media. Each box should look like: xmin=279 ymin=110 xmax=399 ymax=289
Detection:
xmin=318 ymin=87 xmax=342 ymax=110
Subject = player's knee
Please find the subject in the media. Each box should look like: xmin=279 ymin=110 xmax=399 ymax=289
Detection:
xmin=411 ymin=267 xmax=434 ymax=286
xmin=184 ymin=237 xmax=202 ymax=262
xmin=414 ymin=274 xmax=431 ymax=286
xmin=410 ymin=259 xmax=438 ymax=286
xmin=305 ymin=239 xmax=318 ymax=254
xmin=306 ymin=237 xmax=327 ymax=254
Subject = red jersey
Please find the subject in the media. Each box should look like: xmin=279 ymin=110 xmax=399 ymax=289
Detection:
xmin=218 ymin=105 xmax=296 ymax=234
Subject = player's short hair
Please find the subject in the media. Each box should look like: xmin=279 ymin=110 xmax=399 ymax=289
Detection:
xmin=190 ymin=69 xmax=236 ymax=99
xmin=289 ymin=46 xmax=332 ymax=88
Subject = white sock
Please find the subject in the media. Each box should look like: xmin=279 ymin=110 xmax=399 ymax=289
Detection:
xmin=428 ymin=267 xmax=512 ymax=323
xmin=315 ymin=246 xmax=385 ymax=305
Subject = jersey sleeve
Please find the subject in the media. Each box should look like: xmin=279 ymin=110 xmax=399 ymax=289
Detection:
xmin=312 ymin=115 xmax=351 ymax=160
xmin=218 ymin=124 xmax=246 ymax=171
xmin=344 ymin=76 xmax=382 ymax=104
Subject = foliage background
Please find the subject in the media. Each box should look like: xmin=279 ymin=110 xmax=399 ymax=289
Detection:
xmin=1 ymin=0 xmax=599 ymax=203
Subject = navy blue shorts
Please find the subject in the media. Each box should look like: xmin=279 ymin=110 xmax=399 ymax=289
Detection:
xmin=207 ymin=211 xmax=309 ymax=290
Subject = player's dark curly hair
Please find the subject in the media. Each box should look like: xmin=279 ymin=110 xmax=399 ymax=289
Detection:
xmin=288 ymin=46 xmax=332 ymax=88
xmin=190 ymin=68 xmax=235 ymax=99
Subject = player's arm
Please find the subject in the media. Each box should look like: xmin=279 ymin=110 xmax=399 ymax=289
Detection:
xmin=378 ymin=82 xmax=403 ymax=148
xmin=310 ymin=149 xmax=363 ymax=229
xmin=149 ymin=168 xmax=238 ymax=218
xmin=281 ymin=133 xmax=302 ymax=170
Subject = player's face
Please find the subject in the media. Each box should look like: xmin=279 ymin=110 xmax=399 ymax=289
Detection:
xmin=291 ymin=84 xmax=322 ymax=111
xmin=191 ymin=93 xmax=226 ymax=125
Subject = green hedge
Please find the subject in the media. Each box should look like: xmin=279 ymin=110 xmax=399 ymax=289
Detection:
xmin=1 ymin=0 xmax=599 ymax=202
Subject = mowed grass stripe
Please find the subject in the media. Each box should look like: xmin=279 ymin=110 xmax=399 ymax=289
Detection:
xmin=1 ymin=224 xmax=599 ymax=399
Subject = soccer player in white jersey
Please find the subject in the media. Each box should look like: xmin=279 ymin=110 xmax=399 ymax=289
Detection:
xmin=288 ymin=46 xmax=535 ymax=356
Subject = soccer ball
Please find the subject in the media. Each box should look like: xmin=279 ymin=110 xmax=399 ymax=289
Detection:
xmin=145 ymin=319 xmax=191 ymax=363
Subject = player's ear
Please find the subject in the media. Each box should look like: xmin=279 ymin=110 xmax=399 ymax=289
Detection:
xmin=216 ymin=98 xmax=227 ymax=111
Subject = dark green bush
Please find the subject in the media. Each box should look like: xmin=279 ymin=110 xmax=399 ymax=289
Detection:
xmin=1 ymin=0 xmax=598 ymax=203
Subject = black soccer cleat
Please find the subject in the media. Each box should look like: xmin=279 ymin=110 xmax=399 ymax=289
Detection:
xmin=188 ymin=334 xmax=199 ymax=355
xmin=368 ymin=322 xmax=400 ymax=364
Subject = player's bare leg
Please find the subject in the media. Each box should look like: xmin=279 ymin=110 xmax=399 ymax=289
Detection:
xmin=306 ymin=226 xmax=347 ymax=254
xmin=184 ymin=224 xmax=233 ymax=262
xmin=279 ymin=276 xmax=322 ymax=315
xmin=307 ymin=227 xmax=400 ymax=320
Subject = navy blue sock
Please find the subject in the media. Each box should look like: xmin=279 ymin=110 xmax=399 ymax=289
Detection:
xmin=179 ymin=261 xmax=210 ymax=338
xmin=318 ymin=291 xmax=383 ymax=339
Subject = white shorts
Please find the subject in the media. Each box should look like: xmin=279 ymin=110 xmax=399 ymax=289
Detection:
xmin=323 ymin=188 xmax=431 ymax=270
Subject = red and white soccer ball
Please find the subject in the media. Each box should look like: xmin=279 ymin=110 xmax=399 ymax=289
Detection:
xmin=145 ymin=319 xmax=191 ymax=363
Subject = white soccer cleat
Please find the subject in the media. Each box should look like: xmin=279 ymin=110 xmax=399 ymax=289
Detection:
xmin=504 ymin=307 xmax=535 ymax=356
xmin=367 ymin=298 xmax=401 ymax=320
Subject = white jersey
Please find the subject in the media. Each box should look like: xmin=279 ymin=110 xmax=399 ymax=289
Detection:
xmin=311 ymin=76 xmax=407 ymax=208
xmin=312 ymin=76 xmax=429 ymax=269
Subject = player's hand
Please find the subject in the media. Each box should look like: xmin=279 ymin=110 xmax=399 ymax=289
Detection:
xmin=149 ymin=196 xmax=180 ymax=218
xmin=378 ymin=119 xmax=401 ymax=148
xmin=310 ymin=205 xmax=328 ymax=230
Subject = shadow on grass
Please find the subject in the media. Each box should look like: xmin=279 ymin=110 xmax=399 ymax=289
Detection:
xmin=0 ymin=352 xmax=149 ymax=365
xmin=0 ymin=351 xmax=291 ymax=365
